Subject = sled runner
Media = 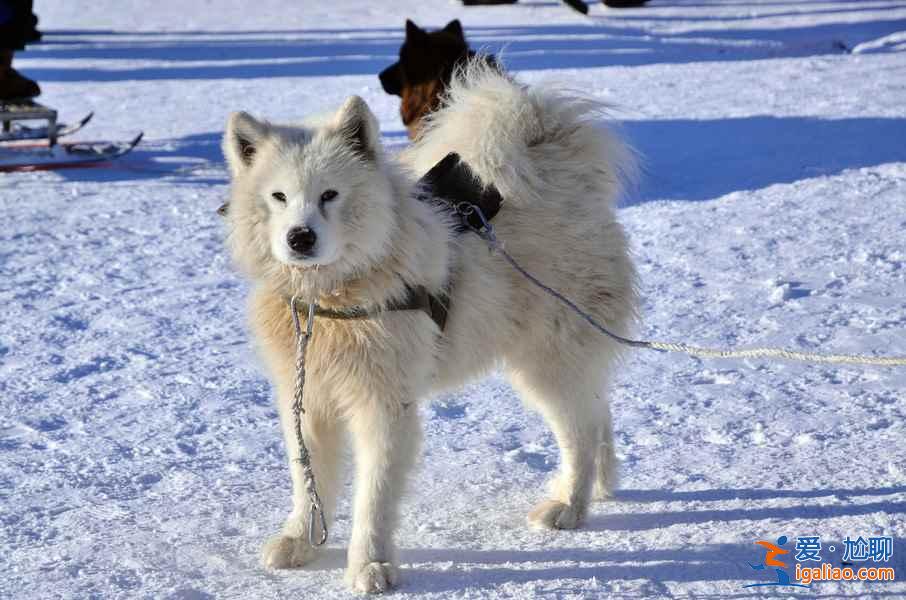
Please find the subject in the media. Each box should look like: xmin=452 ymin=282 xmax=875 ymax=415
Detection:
xmin=0 ymin=99 xmax=141 ymax=172
xmin=0 ymin=133 xmax=143 ymax=172
xmin=0 ymin=110 xmax=94 ymax=143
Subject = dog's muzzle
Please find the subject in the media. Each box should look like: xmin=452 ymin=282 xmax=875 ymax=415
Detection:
xmin=287 ymin=226 xmax=317 ymax=256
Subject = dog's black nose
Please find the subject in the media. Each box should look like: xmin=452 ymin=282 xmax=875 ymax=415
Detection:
xmin=286 ymin=227 xmax=317 ymax=254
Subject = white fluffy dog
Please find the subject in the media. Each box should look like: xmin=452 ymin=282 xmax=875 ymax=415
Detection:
xmin=222 ymin=62 xmax=637 ymax=593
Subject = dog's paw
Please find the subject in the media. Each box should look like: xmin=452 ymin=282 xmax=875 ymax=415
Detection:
xmin=527 ymin=499 xmax=584 ymax=530
xmin=261 ymin=534 xmax=317 ymax=569
xmin=346 ymin=561 xmax=399 ymax=594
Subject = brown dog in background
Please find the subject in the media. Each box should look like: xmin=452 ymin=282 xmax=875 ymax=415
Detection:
xmin=379 ymin=19 xmax=496 ymax=139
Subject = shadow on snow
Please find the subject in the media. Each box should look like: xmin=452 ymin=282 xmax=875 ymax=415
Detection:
xmin=40 ymin=116 xmax=906 ymax=204
xmin=625 ymin=116 xmax=906 ymax=203
xmin=19 ymin=12 xmax=906 ymax=81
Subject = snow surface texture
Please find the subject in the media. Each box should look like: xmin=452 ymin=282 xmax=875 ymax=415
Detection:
xmin=2 ymin=1 xmax=906 ymax=598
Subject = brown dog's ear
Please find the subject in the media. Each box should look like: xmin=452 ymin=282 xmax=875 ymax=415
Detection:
xmin=405 ymin=19 xmax=427 ymax=42
xmin=443 ymin=19 xmax=464 ymax=39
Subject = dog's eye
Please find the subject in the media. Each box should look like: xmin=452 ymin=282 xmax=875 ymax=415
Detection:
xmin=320 ymin=190 xmax=338 ymax=203
xmin=271 ymin=192 xmax=287 ymax=203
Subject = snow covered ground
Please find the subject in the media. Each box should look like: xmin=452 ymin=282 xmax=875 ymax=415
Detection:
xmin=2 ymin=0 xmax=906 ymax=598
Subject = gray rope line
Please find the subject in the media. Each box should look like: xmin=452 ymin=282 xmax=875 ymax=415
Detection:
xmin=289 ymin=297 xmax=329 ymax=547
xmin=464 ymin=207 xmax=906 ymax=368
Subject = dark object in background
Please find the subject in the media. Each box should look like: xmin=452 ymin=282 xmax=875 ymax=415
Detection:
xmin=379 ymin=19 xmax=497 ymax=140
xmin=461 ymin=0 xmax=647 ymax=13
xmin=463 ymin=0 xmax=587 ymax=14
xmin=0 ymin=0 xmax=41 ymax=50
xmin=0 ymin=50 xmax=40 ymax=99
xmin=562 ymin=0 xmax=589 ymax=14
xmin=0 ymin=0 xmax=42 ymax=99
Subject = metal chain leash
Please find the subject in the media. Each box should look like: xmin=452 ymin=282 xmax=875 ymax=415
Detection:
xmin=456 ymin=202 xmax=906 ymax=368
xmin=289 ymin=297 xmax=329 ymax=547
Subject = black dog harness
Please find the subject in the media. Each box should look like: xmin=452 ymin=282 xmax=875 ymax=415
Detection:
xmin=309 ymin=153 xmax=502 ymax=331
xmin=419 ymin=152 xmax=503 ymax=232
xmin=310 ymin=283 xmax=450 ymax=330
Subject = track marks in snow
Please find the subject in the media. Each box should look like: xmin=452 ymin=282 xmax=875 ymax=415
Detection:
xmin=52 ymin=355 xmax=126 ymax=383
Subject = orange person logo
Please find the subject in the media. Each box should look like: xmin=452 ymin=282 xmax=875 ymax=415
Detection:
xmin=743 ymin=535 xmax=810 ymax=588
xmin=756 ymin=538 xmax=789 ymax=568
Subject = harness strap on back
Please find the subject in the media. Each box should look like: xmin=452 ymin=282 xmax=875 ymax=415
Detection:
xmin=417 ymin=152 xmax=503 ymax=232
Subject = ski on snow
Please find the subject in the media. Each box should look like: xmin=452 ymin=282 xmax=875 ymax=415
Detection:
xmin=0 ymin=133 xmax=143 ymax=172
xmin=1 ymin=100 xmax=141 ymax=171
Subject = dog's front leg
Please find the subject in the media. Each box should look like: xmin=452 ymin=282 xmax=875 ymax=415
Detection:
xmin=262 ymin=395 xmax=343 ymax=569
xmin=345 ymin=400 xmax=420 ymax=593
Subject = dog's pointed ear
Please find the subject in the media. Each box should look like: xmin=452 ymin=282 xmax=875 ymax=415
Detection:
xmin=333 ymin=96 xmax=379 ymax=161
xmin=405 ymin=19 xmax=427 ymax=43
xmin=223 ymin=111 xmax=269 ymax=177
xmin=443 ymin=19 xmax=464 ymax=39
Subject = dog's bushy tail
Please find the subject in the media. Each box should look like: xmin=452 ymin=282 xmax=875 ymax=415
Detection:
xmin=410 ymin=56 xmax=636 ymax=208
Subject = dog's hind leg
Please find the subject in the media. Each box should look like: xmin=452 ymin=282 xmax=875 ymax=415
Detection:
xmin=593 ymin=398 xmax=619 ymax=501
xmin=507 ymin=352 xmax=616 ymax=530
xmin=262 ymin=407 xmax=343 ymax=569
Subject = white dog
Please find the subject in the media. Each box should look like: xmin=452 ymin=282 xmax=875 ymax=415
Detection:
xmin=222 ymin=62 xmax=637 ymax=594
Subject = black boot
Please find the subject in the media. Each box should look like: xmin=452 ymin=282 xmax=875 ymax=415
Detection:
xmin=0 ymin=51 xmax=41 ymax=100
